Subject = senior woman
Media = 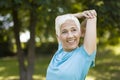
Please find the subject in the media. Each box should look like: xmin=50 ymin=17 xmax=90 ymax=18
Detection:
xmin=46 ymin=10 xmax=97 ymax=80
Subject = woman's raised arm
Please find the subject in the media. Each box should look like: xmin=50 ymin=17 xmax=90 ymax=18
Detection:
xmin=73 ymin=10 xmax=97 ymax=55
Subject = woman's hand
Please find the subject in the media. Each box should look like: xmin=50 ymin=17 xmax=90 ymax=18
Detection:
xmin=82 ymin=10 xmax=97 ymax=19
xmin=73 ymin=10 xmax=97 ymax=19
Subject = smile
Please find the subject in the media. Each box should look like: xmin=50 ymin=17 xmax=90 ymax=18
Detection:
xmin=67 ymin=39 xmax=76 ymax=44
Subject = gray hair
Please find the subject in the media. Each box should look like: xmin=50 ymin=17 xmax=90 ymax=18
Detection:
xmin=55 ymin=14 xmax=80 ymax=36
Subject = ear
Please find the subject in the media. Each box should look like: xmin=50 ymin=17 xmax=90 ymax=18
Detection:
xmin=56 ymin=34 xmax=60 ymax=43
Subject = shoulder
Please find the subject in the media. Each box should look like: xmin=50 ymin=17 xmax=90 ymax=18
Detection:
xmin=78 ymin=45 xmax=96 ymax=59
xmin=78 ymin=45 xmax=96 ymax=67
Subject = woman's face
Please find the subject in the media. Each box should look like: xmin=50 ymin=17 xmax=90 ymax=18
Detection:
xmin=58 ymin=19 xmax=81 ymax=52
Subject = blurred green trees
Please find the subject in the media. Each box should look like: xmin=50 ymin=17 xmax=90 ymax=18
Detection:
xmin=0 ymin=0 xmax=120 ymax=80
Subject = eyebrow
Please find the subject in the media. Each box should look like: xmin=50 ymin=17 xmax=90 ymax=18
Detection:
xmin=71 ymin=26 xmax=77 ymax=29
xmin=61 ymin=26 xmax=77 ymax=30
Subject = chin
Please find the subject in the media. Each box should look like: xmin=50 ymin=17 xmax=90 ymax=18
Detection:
xmin=66 ymin=46 xmax=78 ymax=51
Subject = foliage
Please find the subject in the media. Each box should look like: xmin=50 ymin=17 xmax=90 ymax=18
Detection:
xmin=0 ymin=0 xmax=120 ymax=52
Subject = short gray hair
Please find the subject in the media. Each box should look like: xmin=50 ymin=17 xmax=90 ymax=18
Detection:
xmin=55 ymin=14 xmax=80 ymax=36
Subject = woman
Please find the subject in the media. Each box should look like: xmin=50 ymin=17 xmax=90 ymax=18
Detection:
xmin=46 ymin=10 xmax=97 ymax=80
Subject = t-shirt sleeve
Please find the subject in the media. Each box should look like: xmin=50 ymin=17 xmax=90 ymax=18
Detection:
xmin=80 ymin=45 xmax=96 ymax=67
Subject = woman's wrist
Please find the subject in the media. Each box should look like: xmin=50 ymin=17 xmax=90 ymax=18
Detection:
xmin=73 ymin=10 xmax=97 ymax=19
xmin=73 ymin=12 xmax=83 ymax=19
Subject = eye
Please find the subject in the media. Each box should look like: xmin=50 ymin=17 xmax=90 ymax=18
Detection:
xmin=71 ymin=28 xmax=77 ymax=32
xmin=61 ymin=30 xmax=68 ymax=34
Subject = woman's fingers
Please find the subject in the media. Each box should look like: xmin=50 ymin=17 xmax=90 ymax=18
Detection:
xmin=90 ymin=10 xmax=97 ymax=17
xmin=83 ymin=10 xmax=97 ymax=19
xmin=82 ymin=12 xmax=89 ymax=18
xmin=92 ymin=10 xmax=97 ymax=16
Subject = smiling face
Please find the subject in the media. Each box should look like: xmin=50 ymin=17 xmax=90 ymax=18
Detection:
xmin=57 ymin=19 xmax=81 ymax=52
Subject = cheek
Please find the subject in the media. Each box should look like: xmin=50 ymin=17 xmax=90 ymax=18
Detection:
xmin=60 ymin=35 xmax=66 ymax=42
xmin=60 ymin=36 xmax=69 ymax=48
xmin=78 ymin=33 xmax=81 ymax=38
xmin=75 ymin=31 xmax=81 ymax=38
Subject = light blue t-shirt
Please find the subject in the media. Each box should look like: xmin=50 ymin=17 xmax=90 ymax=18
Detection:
xmin=46 ymin=43 xmax=96 ymax=80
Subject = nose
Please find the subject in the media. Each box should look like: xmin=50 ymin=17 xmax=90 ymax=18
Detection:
xmin=68 ymin=31 xmax=74 ymax=38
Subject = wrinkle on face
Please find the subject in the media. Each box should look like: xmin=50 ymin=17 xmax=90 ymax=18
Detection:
xmin=58 ymin=19 xmax=81 ymax=52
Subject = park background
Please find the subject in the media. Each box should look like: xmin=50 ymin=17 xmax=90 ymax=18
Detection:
xmin=0 ymin=0 xmax=120 ymax=80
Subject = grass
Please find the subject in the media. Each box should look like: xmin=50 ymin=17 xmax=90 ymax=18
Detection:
xmin=0 ymin=45 xmax=120 ymax=80
xmin=0 ymin=57 xmax=18 ymax=80
xmin=0 ymin=56 xmax=51 ymax=80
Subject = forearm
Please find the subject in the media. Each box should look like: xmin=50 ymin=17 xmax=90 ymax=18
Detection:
xmin=72 ymin=12 xmax=83 ymax=18
xmin=84 ymin=17 xmax=97 ymax=54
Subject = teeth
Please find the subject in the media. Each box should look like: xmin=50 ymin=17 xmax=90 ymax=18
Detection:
xmin=68 ymin=40 xmax=74 ymax=43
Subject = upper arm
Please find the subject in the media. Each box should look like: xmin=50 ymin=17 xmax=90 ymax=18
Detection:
xmin=83 ymin=17 xmax=97 ymax=55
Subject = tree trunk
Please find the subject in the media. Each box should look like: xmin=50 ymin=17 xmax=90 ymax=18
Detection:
xmin=27 ymin=2 xmax=37 ymax=80
xmin=12 ymin=4 xmax=26 ymax=80
xmin=12 ymin=1 xmax=37 ymax=80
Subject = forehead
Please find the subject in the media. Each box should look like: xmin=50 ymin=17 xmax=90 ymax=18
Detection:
xmin=61 ymin=19 xmax=77 ymax=30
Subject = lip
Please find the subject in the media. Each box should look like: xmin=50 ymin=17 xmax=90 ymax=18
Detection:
xmin=68 ymin=39 xmax=74 ymax=42
xmin=67 ymin=39 xmax=76 ymax=44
